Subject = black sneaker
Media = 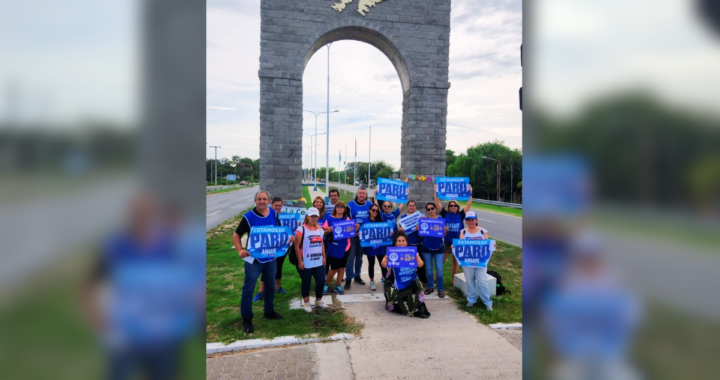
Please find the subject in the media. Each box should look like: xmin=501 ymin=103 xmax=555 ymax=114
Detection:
xmin=263 ymin=310 xmax=283 ymax=320
xmin=344 ymin=278 xmax=352 ymax=290
xmin=242 ymin=318 xmax=254 ymax=334
xmin=354 ymin=277 xmax=366 ymax=285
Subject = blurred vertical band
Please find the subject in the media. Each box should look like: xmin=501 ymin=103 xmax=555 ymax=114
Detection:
xmin=0 ymin=0 xmax=206 ymax=379
xmin=525 ymin=0 xmax=720 ymax=379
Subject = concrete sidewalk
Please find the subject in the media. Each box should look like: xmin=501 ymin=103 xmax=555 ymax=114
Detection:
xmin=207 ymin=235 xmax=522 ymax=379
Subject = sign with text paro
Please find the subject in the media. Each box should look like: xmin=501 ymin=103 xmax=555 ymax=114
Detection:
xmin=452 ymin=239 xmax=496 ymax=268
xmin=376 ymin=178 xmax=408 ymax=204
xmin=359 ymin=222 xmax=394 ymax=247
xmin=247 ymin=226 xmax=292 ymax=259
xmin=436 ymin=177 xmax=471 ymax=201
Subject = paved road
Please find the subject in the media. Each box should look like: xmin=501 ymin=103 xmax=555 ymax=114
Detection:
xmin=206 ymin=185 xmax=258 ymax=231
xmin=326 ymin=182 xmax=522 ymax=247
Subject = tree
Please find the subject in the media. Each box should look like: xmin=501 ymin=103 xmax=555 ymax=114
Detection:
xmin=447 ymin=141 xmax=522 ymax=201
xmin=446 ymin=149 xmax=457 ymax=174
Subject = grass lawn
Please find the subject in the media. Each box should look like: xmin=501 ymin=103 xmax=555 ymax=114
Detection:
xmin=206 ymin=210 xmax=362 ymax=344
xmin=301 ymin=186 xmax=312 ymax=205
xmin=206 ymin=185 xmax=253 ymax=196
xmin=456 ymin=200 xmax=523 ymax=217
xmin=443 ymin=239 xmax=522 ymax=324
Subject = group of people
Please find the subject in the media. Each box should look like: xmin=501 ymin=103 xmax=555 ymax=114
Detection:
xmin=233 ymin=186 xmax=494 ymax=333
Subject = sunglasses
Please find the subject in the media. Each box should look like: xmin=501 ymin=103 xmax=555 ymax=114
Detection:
xmin=336 ymin=205 xmax=345 ymax=208
xmin=449 ymin=204 xmax=459 ymax=208
xmin=382 ymin=205 xmax=392 ymax=208
xmin=426 ymin=207 xmax=435 ymax=211
xmin=370 ymin=209 xmax=379 ymax=212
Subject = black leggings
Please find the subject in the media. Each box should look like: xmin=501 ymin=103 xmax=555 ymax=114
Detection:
xmin=366 ymin=254 xmax=388 ymax=280
xmin=299 ymin=265 xmax=326 ymax=299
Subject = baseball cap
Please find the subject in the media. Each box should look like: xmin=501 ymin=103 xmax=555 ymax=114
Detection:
xmin=307 ymin=207 xmax=320 ymax=217
xmin=465 ymin=211 xmax=477 ymax=220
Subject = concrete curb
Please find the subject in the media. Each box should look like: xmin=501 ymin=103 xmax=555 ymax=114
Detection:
xmin=489 ymin=322 xmax=522 ymax=330
xmin=206 ymin=333 xmax=355 ymax=355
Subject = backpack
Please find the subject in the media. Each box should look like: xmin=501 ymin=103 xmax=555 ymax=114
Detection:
xmin=488 ymin=270 xmax=511 ymax=296
xmin=288 ymin=226 xmax=304 ymax=266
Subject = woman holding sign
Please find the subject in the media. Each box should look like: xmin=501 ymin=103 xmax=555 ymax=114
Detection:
xmin=322 ymin=201 xmax=357 ymax=295
xmin=345 ymin=187 xmax=372 ymax=290
xmin=381 ymin=231 xmax=430 ymax=318
xmin=293 ymin=207 xmax=328 ymax=309
xmin=397 ymin=200 xmax=428 ymax=287
xmin=455 ymin=211 xmax=492 ymax=310
xmin=434 ymin=184 xmax=473 ymax=287
xmin=363 ymin=205 xmax=390 ymax=291
xmin=420 ymin=203 xmax=449 ymax=298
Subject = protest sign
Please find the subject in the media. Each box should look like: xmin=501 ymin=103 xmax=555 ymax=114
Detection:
xmin=436 ymin=177 xmax=471 ymax=201
xmin=418 ymin=218 xmax=445 ymax=238
xmin=332 ymin=220 xmax=357 ymax=239
xmin=281 ymin=206 xmax=306 ymax=219
xmin=451 ymin=239 xmax=495 ymax=267
xmin=398 ymin=211 xmax=421 ymax=234
xmin=247 ymin=226 xmax=292 ymax=259
xmin=376 ymin=178 xmax=408 ymax=204
xmin=386 ymin=246 xmax=418 ymax=268
xmin=278 ymin=213 xmax=301 ymax=232
xmin=359 ymin=222 xmax=393 ymax=247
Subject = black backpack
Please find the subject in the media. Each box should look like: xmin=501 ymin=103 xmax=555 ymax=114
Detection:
xmin=288 ymin=226 xmax=304 ymax=266
xmin=488 ymin=270 xmax=511 ymax=296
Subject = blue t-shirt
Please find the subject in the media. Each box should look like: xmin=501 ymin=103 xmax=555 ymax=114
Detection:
xmin=325 ymin=215 xmax=351 ymax=258
xmin=347 ymin=200 xmax=372 ymax=227
xmin=440 ymin=209 xmax=466 ymax=244
xmin=381 ymin=208 xmax=401 ymax=232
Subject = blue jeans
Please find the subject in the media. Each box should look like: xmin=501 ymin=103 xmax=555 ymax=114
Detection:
xmin=422 ymin=252 xmax=445 ymax=291
xmin=241 ymin=259 xmax=277 ymax=319
xmin=345 ymin=237 xmax=364 ymax=280
xmin=464 ymin=267 xmax=492 ymax=307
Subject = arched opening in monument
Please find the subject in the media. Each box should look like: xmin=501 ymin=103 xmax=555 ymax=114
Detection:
xmin=301 ymin=27 xmax=407 ymax=189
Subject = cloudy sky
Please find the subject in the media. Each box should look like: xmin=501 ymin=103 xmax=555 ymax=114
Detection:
xmin=207 ymin=0 xmax=522 ymax=171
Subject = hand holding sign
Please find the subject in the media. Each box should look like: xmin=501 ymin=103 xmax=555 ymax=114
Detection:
xmin=332 ymin=220 xmax=357 ymax=239
xmin=376 ymin=178 xmax=408 ymax=204
xmin=418 ymin=218 xmax=445 ymax=237
xmin=452 ymin=239 xmax=496 ymax=268
xmin=386 ymin=247 xmax=418 ymax=268
xmin=436 ymin=177 xmax=471 ymax=201
xmin=247 ymin=226 xmax=293 ymax=259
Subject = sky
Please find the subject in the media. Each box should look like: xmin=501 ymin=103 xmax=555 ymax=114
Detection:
xmin=206 ymin=0 xmax=523 ymax=172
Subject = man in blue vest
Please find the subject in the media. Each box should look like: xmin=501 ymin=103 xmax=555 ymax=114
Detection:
xmin=233 ymin=190 xmax=294 ymax=334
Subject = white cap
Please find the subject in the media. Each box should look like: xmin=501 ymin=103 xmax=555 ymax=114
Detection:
xmin=307 ymin=207 xmax=320 ymax=217
xmin=465 ymin=211 xmax=477 ymax=220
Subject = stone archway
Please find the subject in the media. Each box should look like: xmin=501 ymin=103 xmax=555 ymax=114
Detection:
xmin=258 ymin=0 xmax=450 ymax=203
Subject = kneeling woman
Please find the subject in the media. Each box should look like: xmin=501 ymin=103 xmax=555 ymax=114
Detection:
xmin=381 ymin=231 xmax=430 ymax=318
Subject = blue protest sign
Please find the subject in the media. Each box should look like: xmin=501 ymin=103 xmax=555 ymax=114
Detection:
xmin=436 ymin=177 xmax=470 ymax=201
xmin=247 ymin=226 xmax=292 ymax=259
xmin=452 ymin=239 xmax=495 ymax=267
xmin=278 ymin=213 xmax=301 ymax=232
xmin=398 ymin=212 xmax=422 ymax=234
xmin=386 ymin=247 xmax=418 ymax=268
xmin=332 ymin=220 xmax=357 ymax=239
xmin=376 ymin=178 xmax=408 ymax=204
xmin=418 ymin=218 xmax=445 ymax=238
xmin=359 ymin=222 xmax=393 ymax=247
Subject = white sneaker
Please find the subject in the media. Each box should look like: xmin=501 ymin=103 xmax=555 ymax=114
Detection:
xmin=370 ymin=281 xmax=376 ymax=291
xmin=486 ymin=305 xmax=493 ymax=311
xmin=315 ymin=300 xmax=328 ymax=309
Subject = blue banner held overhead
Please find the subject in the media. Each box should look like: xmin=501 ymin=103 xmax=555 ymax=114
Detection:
xmin=436 ymin=177 xmax=471 ymax=201
xmin=386 ymin=246 xmax=418 ymax=268
xmin=376 ymin=178 xmax=408 ymax=204
xmin=359 ymin=222 xmax=394 ymax=247
xmin=418 ymin=218 xmax=445 ymax=238
xmin=247 ymin=226 xmax=292 ymax=259
xmin=452 ymin=239 xmax=495 ymax=268
xmin=278 ymin=213 xmax=301 ymax=232
xmin=332 ymin=220 xmax=357 ymax=240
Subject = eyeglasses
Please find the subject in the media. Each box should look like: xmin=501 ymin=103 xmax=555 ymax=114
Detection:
xmin=336 ymin=205 xmax=345 ymax=208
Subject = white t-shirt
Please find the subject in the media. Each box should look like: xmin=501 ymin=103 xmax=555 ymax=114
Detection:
xmin=295 ymin=225 xmax=324 ymax=268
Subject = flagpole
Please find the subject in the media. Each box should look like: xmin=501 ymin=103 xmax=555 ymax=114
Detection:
xmin=345 ymin=145 xmax=347 ymax=185
xmin=368 ymin=126 xmax=371 ymax=186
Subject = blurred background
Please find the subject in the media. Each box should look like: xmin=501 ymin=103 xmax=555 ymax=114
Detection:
xmin=525 ymin=0 xmax=720 ymax=379
xmin=0 ymin=0 xmax=205 ymax=378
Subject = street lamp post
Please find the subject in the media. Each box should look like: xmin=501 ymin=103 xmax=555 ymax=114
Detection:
xmin=304 ymin=109 xmax=338 ymax=190
xmin=303 ymin=131 xmax=326 ymax=188
xmin=482 ymin=155 xmax=501 ymax=201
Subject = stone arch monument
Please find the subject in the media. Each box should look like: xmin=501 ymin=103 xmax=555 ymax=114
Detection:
xmin=258 ymin=0 xmax=450 ymax=202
